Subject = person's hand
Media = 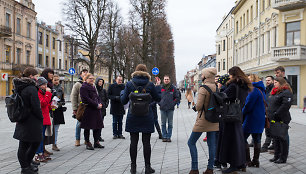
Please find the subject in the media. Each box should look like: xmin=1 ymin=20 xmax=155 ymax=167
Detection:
xmin=46 ymin=88 xmax=51 ymax=92
xmin=73 ymin=110 xmax=77 ymax=115
xmin=51 ymin=105 xmax=57 ymax=109
xmin=97 ymin=104 xmax=103 ymax=109
xmin=155 ymin=77 xmax=161 ymax=86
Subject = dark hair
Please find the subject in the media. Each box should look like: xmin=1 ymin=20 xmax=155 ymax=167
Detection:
xmin=274 ymin=77 xmax=292 ymax=93
xmin=266 ymin=76 xmax=274 ymax=81
xmin=41 ymin=68 xmax=54 ymax=80
xmin=116 ymin=75 xmax=122 ymax=79
xmin=81 ymin=69 xmax=88 ymax=73
xmin=135 ymin=64 xmax=148 ymax=72
xmin=164 ymin=75 xmax=170 ymax=79
xmin=227 ymin=66 xmax=253 ymax=91
xmin=215 ymin=75 xmax=221 ymax=78
xmin=23 ymin=67 xmax=38 ymax=77
xmin=275 ymin=66 xmax=285 ymax=72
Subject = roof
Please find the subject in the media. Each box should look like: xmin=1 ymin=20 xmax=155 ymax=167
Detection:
xmin=216 ymin=7 xmax=235 ymax=32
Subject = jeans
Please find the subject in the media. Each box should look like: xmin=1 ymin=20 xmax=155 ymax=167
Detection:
xmin=54 ymin=124 xmax=60 ymax=145
xmin=188 ymin=131 xmax=217 ymax=170
xmin=130 ymin=133 xmax=151 ymax=165
xmin=18 ymin=141 xmax=40 ymax=168
xmin=160 ymin=110 xmax=174 ymax=139
xmin=75 ymin=120 xmax=81 ymax=140
xmin=36 ymin=126 xmax=46 ymax=154
xmin=112 ymin=115 xmax=123 ymax=136
xmin=244 ymin=133 xmax=262 ymax=144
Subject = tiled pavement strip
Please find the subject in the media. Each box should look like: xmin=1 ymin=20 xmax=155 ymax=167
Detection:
xmin=1 ymin=97 xmax=306 ymax=174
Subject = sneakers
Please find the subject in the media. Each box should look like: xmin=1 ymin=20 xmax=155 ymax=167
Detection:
xmin=75 ymin=140 xmax=81 ymax=146
xmin=52 ymin=144 xmax=60 ymax=151
xmin=188 ymin=170 xmax=199 ymax=174
xmin=86 ymin=142 xmax=94 ymax=150
xmin=34 ymin=154 xmax=48 ymax=163
xmin=113 ymin=135 xmax=118 ymax=139
xmin=118 ymin=135 xmax=125 ymax=139
xmin=162 ymin=138 xmax=167 ymax=142
xmin=167 ymin=139 xmax=172 ymax=142
xmin=203 ymin=169 xmax=213 ymax=174
xmin=94 ymin=142 xmax=105 ymax=148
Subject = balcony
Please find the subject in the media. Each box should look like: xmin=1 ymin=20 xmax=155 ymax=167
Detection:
xmin=272 ymin=0 xmax=306 ymax=10
xmin=272 ymin=45 xmax=306 ymax=61
xmin=0 ymin=25 xmax=12 ymax=37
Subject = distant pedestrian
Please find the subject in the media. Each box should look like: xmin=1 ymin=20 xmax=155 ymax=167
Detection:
xmin=13 ymin=68 xmax=42 ymax=174
xmin=159 ymin=75 xmax=179 ymax=142
xmin=185 ymin=88 xmax=194 ymax=109
xmin=108 ymin=75 xmax=126 ymax=139
xmin=268 ymin=77 xmax=293 ymax=164
xmin=51 ymin=75 xmax=66 ymax=151
xmin=120 ymin=64 xmax=161 ymax=174
xmin=80 ymin=73 xmax=104 ymax=150
xmin=176 ymin=88 xmax=182 ymax=108
xmin=95 ymin=77 xmax=109 ymax=142
xmin=35 ymin=77 xmax=53 ymax=162
xmin=217 ymin=66 xmax=253 ymax=173
xmin=303 ymin=96 xmax=306 ymax=113
xmin=71 ymin=69 xmax=88 ymax=146
xmin=243 ymin=74 xmax=266 ymax=168
xmin=188 ymin=67 xmax=219 ymax=174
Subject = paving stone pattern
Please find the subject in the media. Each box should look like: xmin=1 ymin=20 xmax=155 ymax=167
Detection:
xmin=0 ymin=98 xmax=306 ymax=174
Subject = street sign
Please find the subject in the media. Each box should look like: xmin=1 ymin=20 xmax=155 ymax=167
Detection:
xmin=69 ymin=68 xmax=76 ymax=75
xmin=1 ymin=73 xmax=8 ymax=81
xmin=152 ymin=67 xmax=159 ymax=75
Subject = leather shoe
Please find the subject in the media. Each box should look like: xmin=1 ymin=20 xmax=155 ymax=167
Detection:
xmin=274 ymin=159 xmax=286 ymax=164
xmin=269 ymin=157 xmax=279 ymax=162
xmin=94 ymin=142 xmax=105 ymax=148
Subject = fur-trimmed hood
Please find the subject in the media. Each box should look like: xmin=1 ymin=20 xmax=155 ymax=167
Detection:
xmin=13 ymin=77 xmax=36 ymax=92
xmin=131 ymin=71 xmax=151 ymax=79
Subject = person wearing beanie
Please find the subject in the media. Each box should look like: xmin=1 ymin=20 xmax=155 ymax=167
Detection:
xmin=217 ymin=74 xmax=230 ymax=92
xmin=187 ymin=67 xmax=219 ymax=174
xmin=120 ymin=64 xmax=161 ymax=174
xmin=34 ymin=77 xmax=53 ymax=163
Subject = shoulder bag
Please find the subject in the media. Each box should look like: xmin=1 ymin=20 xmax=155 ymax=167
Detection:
xmin=76 ymin=102 xmax=87 ymax=122
xmin=222 ymin=84 xmax=242 ymax=122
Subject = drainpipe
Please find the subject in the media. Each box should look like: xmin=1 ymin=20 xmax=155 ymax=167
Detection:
xmin=232 ymin=15 xmax=236 ymax=67
xmin=258 ymin=0 xmax=261 ymax=66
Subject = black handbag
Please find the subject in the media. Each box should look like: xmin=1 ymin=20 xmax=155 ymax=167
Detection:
xmin=222 ymin=84 xmax=242 ymax=123
xmin=270 ymin=121 xmax=289 ymax=140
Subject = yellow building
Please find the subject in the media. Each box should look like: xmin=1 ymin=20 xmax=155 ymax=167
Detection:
xmin=232 ymin=0 xmax=306 ymax=107
xmin=0 ymin=0 xmax=36 ymax=97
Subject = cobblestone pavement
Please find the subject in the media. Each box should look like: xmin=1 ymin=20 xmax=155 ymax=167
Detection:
xmin=0 ymin=97 xmax=306 ymax=174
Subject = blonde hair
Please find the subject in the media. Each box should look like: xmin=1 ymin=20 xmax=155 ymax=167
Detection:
xmin=83 ymin=73 xmax=94 ymax=81
xmin=248 ymin=74 xmax=261 ymax=82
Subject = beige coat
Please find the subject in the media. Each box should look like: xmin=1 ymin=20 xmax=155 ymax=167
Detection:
xmin=192 ymin=79 xmax=219 ymax=132
xmin=71 ymin=81 xmax=82 ymax=111
xmin=185 ymin=92 xmax=194 ymax=102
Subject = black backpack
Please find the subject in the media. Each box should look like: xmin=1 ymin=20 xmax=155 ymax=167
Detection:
xmin=129 ymin=81 xmax=152 ymax=116
xmin=199 ymin=85 xmax=227 ymax=123
xmin=5 ymin=89 xmax=27 ymax=122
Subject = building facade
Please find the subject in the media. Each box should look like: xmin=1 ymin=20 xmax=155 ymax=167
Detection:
xmin=0 ymin=0 xmax=37 ymax=97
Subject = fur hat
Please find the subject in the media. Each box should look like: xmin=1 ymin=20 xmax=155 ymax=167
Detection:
xmin=36 ymin=77 xmax=48 ymax=86
xmin=201 ymin=67 xmax=217 ymax=79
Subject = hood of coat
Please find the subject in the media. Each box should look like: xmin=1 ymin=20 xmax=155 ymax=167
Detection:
xmin=131 ymin=71 xmax=151 ymax=86
xmin=13 ymin=77 xmax=36 ymax=92
xmin=95 ymin=77 xmax=104 ymax=90
xmin=252 ymin=81 xmax=265 ymax=92
xmin=131 ymin=71 xmax=151 ymax=79
xmin=202 ymin=67 xmax=217 ymax=84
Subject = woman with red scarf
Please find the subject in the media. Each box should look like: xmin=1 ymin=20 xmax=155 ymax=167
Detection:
xmin=267 ymin=77 xmax=293 ymax=164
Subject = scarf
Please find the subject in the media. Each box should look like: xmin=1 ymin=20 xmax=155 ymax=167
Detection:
xmin=271 ymin=86 xmax=290 ymax=95
xmin=164 ymin=83 xmax=171 ymax=90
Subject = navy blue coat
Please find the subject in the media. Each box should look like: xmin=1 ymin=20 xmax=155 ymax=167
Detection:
xmin=120 ymin=71 xmax=161 ymax=133
xmin=242 ymin=81 xmax=266 ymax=133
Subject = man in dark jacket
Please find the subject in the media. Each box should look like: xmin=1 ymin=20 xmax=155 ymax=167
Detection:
xmin=13 ymin=67 xmax=43 ymax=174
xmin=159 ymin=75 xmax=178 ymax=142
xmin=108 ymin=76 xmax=126 ymax=139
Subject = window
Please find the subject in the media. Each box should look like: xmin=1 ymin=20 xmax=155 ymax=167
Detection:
xmin=256 ymin=0 xmax=259 ymax=17
xmin=240 ymin=17 xmax=242 ymax=30
xmin=218 ymin=62 xmax=221 ymax=72
xmin=46 ymin=35 xmax=49 ymax=47
xmin=59 ymin=40 xmax=62 ymax=51
xmin=38 ymin=54 xmax=42 ymax=66
xmin=52 ymin=57 xmax=55 ymax=69
xmin=65 ymin=60 xmax=68 ymax=70
xmin=17 ymin=18 xmax=21 ymax=34
xmin=286 ymin=22 xmax=300 ymax=46
xmin=65 ymin=43 xmax=68 ymax=53
xmin=250 ymin=6 xmax=253 ymax=21
xmin=223 ymin=59 xmax=226 ymax=70
xmin=26 ymin=51 xmax=30 ymax=65
xmin=247 ymin=10 xmax=249 ymax=24
xmin=16 ymin=48 xmax=21 ymax=64
xmin=27 ymin=22 xmax=31 ymax=38
xmin=6 ymin=13 xmax=10 ymax=27
xmin=223 ymin=40 xmax=226 ymax=51
xmin=262 ymin=0 xmax=265 ymax=12
xmin=262 ymin=34 xmax=265 ymax=54
xmin=255 ymin=38 xmax=258 ymax=57
xmin=38 ymin=32 xmax=43 ymax=44
xmin=268 ymin=0 xmax=271 ymax=7
xmin=273 ymin=27 xmax=277 ymax=47
xmin=236 ymin=21 xmax=239 ymax=34
xmin=243 ymin=14 xmax=245 ymax=28
xmin=218 ymin=44 xmax=221 ymax=55
xmin=267 ymin=31 xmax=271 ymax=52
xmin=52 ymin=37 xmax=56 ymax=49
xmin=5 ymin=45 xmax=11 ymax=63
xmin=59 ymin=59 xmax=62 ymax=69
xmin=46 ymin=56 xmax=49 ymax=67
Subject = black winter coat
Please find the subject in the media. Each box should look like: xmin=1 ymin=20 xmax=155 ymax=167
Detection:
xmin=108 ymin=83 xmax=125 ymax=115
xmin=159 ymin=84 xmax=178 ymax=111
xmin=13 ymin=78 xmax=43 ymax=143
xmin=52 ymin=84 xmax=65 ymax=125
xmin=96 ymin=78 xmax=109 ymax=117
xmin=267 ymin=89 xmax=292 ymax=124
xmin=217 ymin=82 xmax=249 ymax=167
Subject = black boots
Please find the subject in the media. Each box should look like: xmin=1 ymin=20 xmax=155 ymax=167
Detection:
xmin=250 ymin=143 xmax=261 ymax=167
xmin=145 ymin=165 xmax=155 ymax=174
xmin=155 ymin=124 xmax=163 ymax=139
xmin=130 ymin=163 xmax=136 ymax=174
xmin=21 ymin=167 xmax=37 ymax=174
xmin=245 ymin=144 xmax=252 ymax=167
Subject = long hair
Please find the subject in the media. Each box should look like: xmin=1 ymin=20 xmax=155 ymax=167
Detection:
xmin=248 ymin=74 xmax=261 ymax=83
xmin=41 ymin=68 xmax=54 ymax=81
xmin=274 ymin=77 xmax=292 ymax=93
xmin=226 ymin=66 xmax=253 ymax=91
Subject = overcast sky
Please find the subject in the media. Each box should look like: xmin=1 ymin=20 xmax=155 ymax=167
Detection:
xmin=32 ymin=0 xmax=235 ymax=82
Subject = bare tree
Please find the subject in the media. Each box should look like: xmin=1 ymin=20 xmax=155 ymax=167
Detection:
xmin=63 ymin=0 xmax=107 ymax=74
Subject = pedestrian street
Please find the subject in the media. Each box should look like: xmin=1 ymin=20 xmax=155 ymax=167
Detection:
xmin=1 ymin=98 xmax=306 ymax=174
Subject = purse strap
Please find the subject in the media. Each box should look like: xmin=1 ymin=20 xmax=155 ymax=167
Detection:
xmin=258 ymin=88 xmax=268 ymax=116
xmin=235 ymin=84 xmax=240 ymax=103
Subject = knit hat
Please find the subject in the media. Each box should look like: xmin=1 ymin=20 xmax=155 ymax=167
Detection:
xmin=201 ymin=67 xmax=217 ymax=79
xmin=218 ymin=74 xmax=230 ymax=85
xmin=36 ymin=77 xmax=48 ymax=86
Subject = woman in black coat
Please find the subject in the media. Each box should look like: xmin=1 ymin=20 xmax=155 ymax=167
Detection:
xmin=80 ymin=73 xmax=104 ymax=150
xmin=95 ymin=77 xmax=109 ymax=142
xmin=13 ymin=68 xmax=43 ymax=174
xmin=268 ymin=77 xmax=293 ymax=164
xmin=217 ymin=66 xmax=253 ymax=173
xmin=120 ymin=64 xmax=161 ymax=174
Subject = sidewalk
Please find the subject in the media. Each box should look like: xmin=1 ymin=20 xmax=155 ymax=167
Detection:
xmin=0 ymin=99 xmax=306 ymax=173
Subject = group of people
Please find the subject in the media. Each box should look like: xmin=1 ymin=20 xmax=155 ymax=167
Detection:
xmin=186 ymin=66 xmax=293 ymax=174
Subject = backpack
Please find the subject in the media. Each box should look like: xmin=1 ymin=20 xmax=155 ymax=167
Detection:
xmin=199 ymin=85 xmax=227 ymax=123
xmin=129 ymin=81 xmax=152 ymax=116
xmin=5 ymin=89 xmax=27 ymax=123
